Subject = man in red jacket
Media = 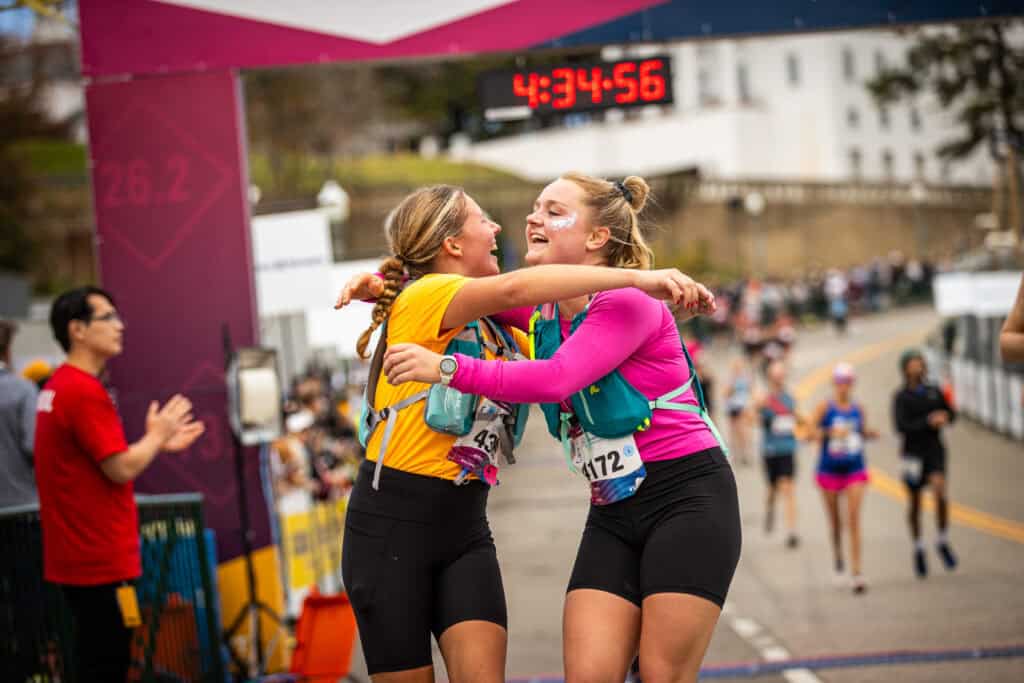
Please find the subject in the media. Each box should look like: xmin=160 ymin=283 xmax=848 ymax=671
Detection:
xmin=35 ymin=286 xmax=205 ymax=682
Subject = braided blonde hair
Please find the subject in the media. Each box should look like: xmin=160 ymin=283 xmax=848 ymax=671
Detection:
xmin=356 ymin=185 xmax=469 ymax=358
xmin=560 ymin=172 xmax=654 ymax=270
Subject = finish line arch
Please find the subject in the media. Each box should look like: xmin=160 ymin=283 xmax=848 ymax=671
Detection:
xmin=75 ymin=0 xmax=1019 ymax=666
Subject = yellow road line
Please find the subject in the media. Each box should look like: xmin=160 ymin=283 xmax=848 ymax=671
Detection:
xmin=793 ymin=327 xmax=931 ymax=401
xmin=793 ymin=325 xmax=1024 ymax=544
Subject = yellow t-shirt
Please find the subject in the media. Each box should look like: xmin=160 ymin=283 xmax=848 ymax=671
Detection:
xmin=365 ymin=273 xmax=528 ymax=480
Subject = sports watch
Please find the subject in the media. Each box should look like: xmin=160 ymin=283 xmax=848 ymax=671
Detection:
xmin=439 ymin=355 xmax=459 ymax=385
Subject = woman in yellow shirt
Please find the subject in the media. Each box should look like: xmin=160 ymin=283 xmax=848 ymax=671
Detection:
xmin=339 ymin=184 xmax=705 ymax=682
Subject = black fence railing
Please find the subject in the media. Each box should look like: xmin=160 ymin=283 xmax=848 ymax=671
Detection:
xmin=0 ymin=493 xmax=227 ymax=683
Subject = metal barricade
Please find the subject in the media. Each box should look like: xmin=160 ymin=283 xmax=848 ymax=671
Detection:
xmin=0 ymin=493 xmax=227 ymax=683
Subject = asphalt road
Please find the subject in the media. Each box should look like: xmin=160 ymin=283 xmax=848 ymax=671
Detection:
xmin=348 ymin=306 xmax=1024 ymax=682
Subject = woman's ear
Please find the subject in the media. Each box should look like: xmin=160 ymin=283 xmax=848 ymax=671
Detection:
xmin=585 ymin=226 xmax=611 ymax=252
xmin=441 ymin=235 xmax=463 ymax=258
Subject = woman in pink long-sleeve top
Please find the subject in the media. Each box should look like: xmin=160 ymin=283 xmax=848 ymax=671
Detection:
xmin=381 ymin=173 xmax=741 ymax=683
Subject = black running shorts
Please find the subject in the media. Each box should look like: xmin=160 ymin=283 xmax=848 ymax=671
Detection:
xmin=904 ymin=448 xmax=947 ymax=490
xmin=763 ymin=453 xmax=796 ymax=485
xmin=567 ymin=447 xmax=741 ymax=608
xmin=341 ymin=460 xmax=507 ymax=675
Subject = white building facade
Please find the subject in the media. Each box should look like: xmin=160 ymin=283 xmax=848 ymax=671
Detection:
xmin=455 ymin=29 xmax=999 ymax=186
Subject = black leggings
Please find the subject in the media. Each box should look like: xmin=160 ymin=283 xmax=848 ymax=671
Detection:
xmin=61 ymin=582 xmax=134 ymax=683
xmin=342 ymin=460 xmax=507 ymax=675
xmin=568 ymin=447 xmax=741 ymax=607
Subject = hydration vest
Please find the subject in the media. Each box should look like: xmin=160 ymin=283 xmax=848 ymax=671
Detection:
xmin=359 ymin=316 xmax=529 ymax=489
xmin=527 ymin=302 xmax=727 ymax=462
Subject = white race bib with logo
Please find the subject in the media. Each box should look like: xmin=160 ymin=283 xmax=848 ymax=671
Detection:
xmin=827 ymin=417 xmax=862 ymax=457
xmin=570 ymin=431 xmax=646 ymax=505
xmin=771 ymin=414 xmax=796 ymax=436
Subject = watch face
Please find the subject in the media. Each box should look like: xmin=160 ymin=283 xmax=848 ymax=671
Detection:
xmin=440 ymin=358 xmax=458 ymax=374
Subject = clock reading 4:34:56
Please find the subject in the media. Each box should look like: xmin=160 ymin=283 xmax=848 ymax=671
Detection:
xmin=479 ymin=56 xmax=674 ymax=115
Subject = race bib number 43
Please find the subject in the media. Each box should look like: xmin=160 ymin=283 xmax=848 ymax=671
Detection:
xmin=449 ymin=399 xmax=512 ymax=486
xmin=571 ymin=432 xmax=646 ymax=505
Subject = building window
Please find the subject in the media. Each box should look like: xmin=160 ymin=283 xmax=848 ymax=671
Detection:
xmin=737 ymin=63 xmax=751 ymax=103
xmin=847 ymin=106 xmax=860 ymax=128
xmin=914 ymin=152 xmax=926 ymax=179
xmin=882 ymin=149 xmax=894 ymax=180
xmin=849 ymin=148 xmax=862 ymax=180
xmin=842 ymin=47 xmax=855 ymax=82
xmin=698 ymin=67 xmax=715 ymax=106
xmin=879 ymin=106 xmax=890 ymax=130
xmin=786 ymin=53 xmax=800 ymax=86
xmin=874 ymin=50 xmax=887 ymax=75
xmin=910 ymin=106 xmax=922 ymax=132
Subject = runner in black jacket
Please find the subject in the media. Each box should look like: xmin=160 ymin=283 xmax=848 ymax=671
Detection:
xmin=892 ymin=349 xmax=958 ymax=579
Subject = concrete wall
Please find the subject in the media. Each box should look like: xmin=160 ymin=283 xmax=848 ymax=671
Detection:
xmin=654 ymin=181 xmax=993 ymax=276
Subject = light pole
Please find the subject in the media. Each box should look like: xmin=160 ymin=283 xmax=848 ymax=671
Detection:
xmin=317 ymin=179 xmax=350 ymax=260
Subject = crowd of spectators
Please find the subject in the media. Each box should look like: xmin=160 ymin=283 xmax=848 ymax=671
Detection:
xmin=689 ymin=252 xmax=940 ymax=344
xmin=269 ymin=369 xmax=365 ymax=504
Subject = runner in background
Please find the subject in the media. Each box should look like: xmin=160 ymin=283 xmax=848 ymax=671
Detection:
xmin=725 ymin=356 xmax=755 ymax=466
xmin=892 ymin=349 xmax=958 ymax=579
xmin=754 ymin=360 xmax=807 ymax=549
xmin=811 ymin=363 xmax=879 ymax=594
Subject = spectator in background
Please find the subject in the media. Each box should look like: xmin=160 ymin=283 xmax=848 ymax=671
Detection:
xmin=1 ymin=324 xmax=46 ymax=683
xmin=1001 ymin=274 xmax=1024 ymax=363
xmin=34 ymin=287 xmax=205 ymax=682
xmin=825 ymin=269 xmax=849 ymax=335
xmin=0 ymin=320 xmax=39 ymax=508
xmin=271 ymin=409 xmax=317 ymax=500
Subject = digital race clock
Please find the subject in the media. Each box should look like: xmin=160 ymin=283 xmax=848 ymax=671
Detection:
xmin=478 ymin=56 xmax=674 ymax=117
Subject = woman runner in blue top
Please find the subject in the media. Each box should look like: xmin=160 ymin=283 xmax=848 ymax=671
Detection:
xmin=811 ymin=363 xmax=879 ymax=594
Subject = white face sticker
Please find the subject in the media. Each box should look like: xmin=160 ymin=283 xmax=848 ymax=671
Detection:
xmin=549 ymin=212 xmax=577 ymax=231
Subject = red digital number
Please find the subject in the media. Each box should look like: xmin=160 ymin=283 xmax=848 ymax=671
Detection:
xmin=513 ymin=72 xmax=540 ymax=108
xmin=551 ymin=67 xmax=576 ymax=109
xmin=639 ymin=59 xmax=667 ymax=101
xmin=576 ymin=67 xmax=603 ymax=104
xmin=613 ymin=62 xmax=639 ymax=104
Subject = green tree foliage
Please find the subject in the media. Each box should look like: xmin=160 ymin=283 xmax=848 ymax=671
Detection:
xmin=0 ymin=35 xmax=70 ymax=277
xmin=867 ymin=21 xmax=1024 ymax=162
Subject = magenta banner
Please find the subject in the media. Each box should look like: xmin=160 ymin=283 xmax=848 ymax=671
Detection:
xmin=86 ymin=70 xmax=269 ymax=561
xmin=78 ymin=0 xmax=663 ymax=78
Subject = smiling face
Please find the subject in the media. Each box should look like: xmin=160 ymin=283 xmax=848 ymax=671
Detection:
xmin=524 ymin=179 xmax=604 ymax=266
xmin=449 ymin=195 xmax=502 ymax=277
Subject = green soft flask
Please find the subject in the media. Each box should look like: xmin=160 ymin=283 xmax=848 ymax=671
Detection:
xmin=423 ymin=325 xmax=481 ymax=435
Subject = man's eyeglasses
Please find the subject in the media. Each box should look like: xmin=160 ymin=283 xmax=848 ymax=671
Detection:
xmin=90 ymin=311 xmax=122 ymax=324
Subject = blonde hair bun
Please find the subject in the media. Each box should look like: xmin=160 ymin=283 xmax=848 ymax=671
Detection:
xmin=621 ymin=176 xmax=650 ymax=213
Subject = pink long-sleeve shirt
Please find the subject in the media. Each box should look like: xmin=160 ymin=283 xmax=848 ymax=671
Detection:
xmin=452 ymin=288 xmax=720 ymax=462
